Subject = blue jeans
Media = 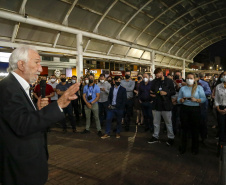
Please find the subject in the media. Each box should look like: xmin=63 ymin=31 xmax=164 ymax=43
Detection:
xmin=98 ymin=101 xmax=108 ymax=125
xmin=141 ymin=102 xmax=153 ymax=129
xmin=105 ymin=109 xmax=124 ymax=134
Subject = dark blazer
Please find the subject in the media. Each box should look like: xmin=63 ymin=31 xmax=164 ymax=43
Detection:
xmin=108 ymin=85 xmax=127 ymax=110
xmin=0 ymin=73 xmax=65 ymax=185
xmin=150 ymin=77 xmax=176 ymax=111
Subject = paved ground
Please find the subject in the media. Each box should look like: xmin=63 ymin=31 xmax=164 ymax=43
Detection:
xmin=46 ymin=109 xmax=219 ymax=185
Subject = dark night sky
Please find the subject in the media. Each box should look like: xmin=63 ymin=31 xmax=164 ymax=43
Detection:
xmin=194 ymin=39 xmax=226 ymax=70
xmin=207 ymin=39 xmax=226 ymax=60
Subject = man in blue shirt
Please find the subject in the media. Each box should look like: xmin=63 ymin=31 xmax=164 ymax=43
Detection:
xmin=198 ymin=73 xmax=212 ymax=142
xmin=82 ymin=74 xmax=102 ymax=136
xmin=56 ymin=74 xmax=76 ymax=133
xmin=101 ymin=76 xmax=127 ymax=139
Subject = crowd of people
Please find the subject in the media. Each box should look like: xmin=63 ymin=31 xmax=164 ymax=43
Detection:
xmin=31 ymin=68 xmax=226 ymax=155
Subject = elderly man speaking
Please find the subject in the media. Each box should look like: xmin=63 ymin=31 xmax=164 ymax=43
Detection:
xmin=0 ymin=45 xmax=80 ymax=185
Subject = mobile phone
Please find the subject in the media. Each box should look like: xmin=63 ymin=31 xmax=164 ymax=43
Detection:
xmin=185 ymin=97 xmax=191 ymax=100
xmin=176 ymin=79 xmax=182 ymax=84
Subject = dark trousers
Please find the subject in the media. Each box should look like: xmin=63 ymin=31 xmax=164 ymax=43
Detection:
xmin=141 ymin=102 xmax=153 ymax=129
xmin=71 ymin=98 xmax=80 ymax=119
xmin=81 ymin=97 xmax=86 ymax=119
xmin=218 ymin=108 xmax=226 ymax=143
xmin=61 ymin=103 xmax=76 ymax=130
xmin=180 ymin=105 xmax=201 ymax=153
xmin=200 ymin=100 xmax=208 ymax=140
xmin=98 ymin=101 xmax=108 ymax=126
xmin=105 ymin=109 xmax=124 ymax=134
xmin=172 ymin=104 xmax=182 ymax=135
xmin=124 ymin=98 xmax=134 ymax=128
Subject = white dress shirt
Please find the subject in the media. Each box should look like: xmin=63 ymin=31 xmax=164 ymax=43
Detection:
xmin=215 ymin=83 xmax=226 ymax=106
xmin=11 ymin=72 xmax=37 ymax=110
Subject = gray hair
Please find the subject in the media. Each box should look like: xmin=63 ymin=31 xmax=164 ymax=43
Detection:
xmin=7 ymin=45 xmax=38 ymax=72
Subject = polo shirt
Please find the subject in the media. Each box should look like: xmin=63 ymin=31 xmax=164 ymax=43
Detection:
xmin=34 ymin=84 xmax=54 ymax=103
xmin=83 ymin=84 xmax=100 ymax=104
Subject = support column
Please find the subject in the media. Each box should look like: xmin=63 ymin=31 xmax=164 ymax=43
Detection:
xmin=182 ymin=59 xmax=185 ymax=79
xmin=76 ymin=33 xmax=83 ymax=82
xmin=151 ymin=51 xmax=155 ymax=77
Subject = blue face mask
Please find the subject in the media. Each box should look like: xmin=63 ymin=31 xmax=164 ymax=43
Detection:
xmin=221 ymin=78 xmax=224 ymax=82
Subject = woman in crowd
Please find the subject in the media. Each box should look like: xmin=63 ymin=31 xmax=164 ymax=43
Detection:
xmin=214 ymin=71 xmax=226 ymax=149
xmin=211 ymin=72 xmax=224 ymax=131
xmin=177 ymin=73 xmax=206 ymax=155
xmin=134 ymin=74 xmax=143 ymax=125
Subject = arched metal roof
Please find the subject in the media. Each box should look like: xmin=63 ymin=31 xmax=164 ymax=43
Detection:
xmin=0 ymin=0 xmax=226 ymax=69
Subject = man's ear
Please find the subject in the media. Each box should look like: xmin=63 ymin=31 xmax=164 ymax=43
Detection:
xmin=17 ymin=60 xmax=25 ymax=72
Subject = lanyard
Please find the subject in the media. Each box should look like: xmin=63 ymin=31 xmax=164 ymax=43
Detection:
xmin=88 ymin=84 xmax=95 ymax=95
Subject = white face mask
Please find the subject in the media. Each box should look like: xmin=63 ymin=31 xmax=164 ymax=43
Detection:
xmin=85 ymin=80 xmax=89 ymax=84
xmin=72 ymin=79 xmax=76 ymax=83
xmin=149 ymin=78 xmax=153 ymax=81
xmin=144 ymin=78 xmax=148 ymax=82
xmin=50 ymin=79 xmax=56 ymax=82
xmin=215 ymin=78 xmax=218 ymax=81
xmin=186 ymin=79 xmax=194 ymax=85
xmin=100 ymin=80 xmax=105 ymax=83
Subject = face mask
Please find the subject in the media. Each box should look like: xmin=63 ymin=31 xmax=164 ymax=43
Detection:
xmin=215 ymin=78 xmax=218 ymax=81
xmin=40 ymin=79 xmax=46 ymax=83
xmin=50 ymin=79 xmax=56 ymax=82
xmin=125 ymin=75 xmax=130 ymax=79
xmin=61 ymin=78 xmax=66 ymax=82
xmin=72 ymin=80 xmax=76 ymax=83
xmin=186 ymin=79 xmax=194 ymax=85
xmin=156 ymin=77 xmax=162 ymax=81
xmin=100 ymin=80 xmax=104 ymax=83
xmin=149 ymin=78 xmax=153 ymax=81
xmin=138 ymin=77 xmax=142 ymax=81
xmin=85 ymin=80 xmax=89 ymax=84
xmin=144 ymin=78 xmax=148 ymax=82
xmin=89 ymin=79 xmax=93 ymax=84
xmin=115 ymin=82 xmax=120 ymax=86
xmin=108 ymin=80 xmax=112 ymax=83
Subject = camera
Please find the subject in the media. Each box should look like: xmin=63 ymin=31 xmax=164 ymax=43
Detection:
xmin=88 ymin=95 xmax=92 ymax=100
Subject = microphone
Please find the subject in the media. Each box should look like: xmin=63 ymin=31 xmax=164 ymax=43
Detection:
xmin=40 ymin=80 xmax=46 ymax=98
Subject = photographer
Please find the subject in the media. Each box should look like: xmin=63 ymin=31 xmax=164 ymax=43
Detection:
xmin=149 ymin=68 xmax=175 ymax=146
xmin=82 ymin=74 xmax=102 ymax=136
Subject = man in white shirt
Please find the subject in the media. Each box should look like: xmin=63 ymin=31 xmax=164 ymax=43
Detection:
xmin=0 ymin=45 xmax=80 ymax=185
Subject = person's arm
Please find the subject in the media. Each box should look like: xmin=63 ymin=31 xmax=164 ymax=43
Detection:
xmin=1 ymin=87 xmax=64 ymax=137
xmin=91 ymin=93 xmax=100 ymax=104
xmin=46 ymin=92 xmax=54 ymax=98
xmin=193 ymin=86 xmax=206 ymax=103
xmin=177 ymin=87 xmax=184 ymax=103
xmin=204 ymin=82 xmax=212 ymax=96
xmin=103 ymin=83 xmax=111 ymax=94
xmin=33 ymin=92 xmax=39 ymax=100
xmin=56 ymin=89 xmax=65 ymax=96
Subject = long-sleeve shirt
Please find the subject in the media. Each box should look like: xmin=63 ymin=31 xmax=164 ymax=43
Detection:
xmin=214 ymin=83 xmax=226 ymax=106
xmin=97 ymin=81 xmax=111 ymax=103
xmin=112 ymin=85 xmax=120 ymax=105
xmin=177 ymin=85 xmax=206 ymax=106
xmin=198 ymin=79 xmax=211 ymax=96
xmin=120 ymin=80 xmax=135 ymax=99
xmin=138 ymin=81 xmax=152 ymax=102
